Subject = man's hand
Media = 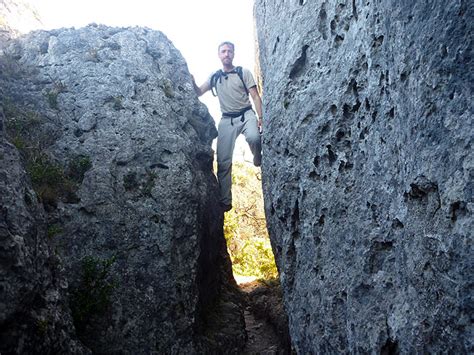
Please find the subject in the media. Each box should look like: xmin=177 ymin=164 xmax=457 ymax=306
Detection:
xmin=191 ymin=75 xmax=200 ymax=95
xmin=191 ymin=75 xmax=210 ymax=97
xmin=249 ymin=87 xmax=263 ymax=131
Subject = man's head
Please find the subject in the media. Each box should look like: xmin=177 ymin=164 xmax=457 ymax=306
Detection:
xmin=218 ymin=41 xmax=235 ymax=67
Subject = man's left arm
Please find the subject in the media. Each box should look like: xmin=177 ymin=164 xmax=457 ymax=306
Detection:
xmin=249 ymin=87 xmax=263 ymax=130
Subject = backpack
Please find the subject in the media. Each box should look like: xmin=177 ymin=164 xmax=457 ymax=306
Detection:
xmin=210 ymin=66 xmax=249 ymax=97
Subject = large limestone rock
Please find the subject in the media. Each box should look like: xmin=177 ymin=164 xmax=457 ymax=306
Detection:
xmin=255 ymin=0 xmax=472 ymax=353
xmin=1 ymin=24 xmax=244 ymax=353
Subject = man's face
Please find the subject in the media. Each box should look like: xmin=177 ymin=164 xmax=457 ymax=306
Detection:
xmin=218 ymin=44 xmax=234 ymax=66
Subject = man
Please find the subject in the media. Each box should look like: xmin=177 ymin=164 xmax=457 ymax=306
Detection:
xmin=193 ymin=41 xmax=263 ymax=212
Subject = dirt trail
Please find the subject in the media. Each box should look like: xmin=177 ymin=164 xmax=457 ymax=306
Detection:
xmin=239 ymin=280 xmax=291 ymax=354
xmin=243 ymin=308 xmax=281 ymax=354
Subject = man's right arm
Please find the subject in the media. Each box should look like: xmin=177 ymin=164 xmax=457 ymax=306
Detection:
xmin=192 ymin=75 xmax=211 ymax=97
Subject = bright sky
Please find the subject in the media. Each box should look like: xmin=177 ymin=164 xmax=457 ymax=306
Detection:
xmin=32 ymin=0 xmax=256 ymax=78
xmin=26 ymin=0 xmax=257 ymax=159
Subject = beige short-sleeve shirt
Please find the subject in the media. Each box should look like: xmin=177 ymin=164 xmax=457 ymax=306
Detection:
xmin=207 ymin=67 xmax=256 ymax=114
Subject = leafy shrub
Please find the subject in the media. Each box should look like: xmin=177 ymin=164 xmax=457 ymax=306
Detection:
xmin=4 ymin=101 xmax=91 ymax=206
xmin=28 ymin=154 xmax=65 ymax=187
xmin=68 ymin=155 xmax=92 ymax=183
xmin=70 ymin=256 xmax=117 ymax=333
xmin=4 ymin=101 xmax=41 ymax=151
xmin=26 ymin=154 xmax=68 ymax=206
xmin=224 ymin=162 xmax=278 ymax=280
xmin=231 ymin=237 xmax=278 ymax=279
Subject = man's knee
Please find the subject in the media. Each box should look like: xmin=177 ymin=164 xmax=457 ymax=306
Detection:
xmin=246 ymin=132 xmax=261 ymax=146
xmin=217 ymin=159 xmax=232 ymax=173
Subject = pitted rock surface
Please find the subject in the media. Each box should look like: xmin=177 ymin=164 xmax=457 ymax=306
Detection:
xmin=0 ymin=128 xmax=88 ymax=354
xmin=1 ymin=24 xmax=245 ymax=353
xmin=255 ymin=1 xmax=472 ymax=353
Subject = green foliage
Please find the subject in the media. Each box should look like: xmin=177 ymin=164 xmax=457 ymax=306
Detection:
xmin=231 ymin=237 xmax=277 ymax=279
xmin=68 ymin=155 xmax=92 ymax=183
xmin=28 ymin=154 xmax=65 ymax=187
xmin=70 ymin=255 xmax=117 ymax=333
xmin=4 ymin=101 xmax=41 ymax=150
xmin=24 ymin=152 xmax=83 ymax=206
xmin=26 ymin=154 xmax=69 ymax=205
xmin=224 ymin=162 xmax=278 ymax=280
xmin=3 ymin=100 xmax=91 ymax=206
xmin=11 ymin=135 xmax=27 ymax=150
xmin=45 ymin=89 xmax=58 ymax=109
xmin=47 ymin=224 xmax=63 ymax=239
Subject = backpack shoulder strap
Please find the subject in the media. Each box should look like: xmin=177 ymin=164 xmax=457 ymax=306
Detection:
xmin=235 ymin=66 xmax=249 ymax=95
xmin=210 ymin=70 xmax=222 ymax=97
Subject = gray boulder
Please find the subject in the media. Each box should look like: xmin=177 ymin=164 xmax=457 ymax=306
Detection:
xmin=1 ymin=24 xmax=244 ymax=353
xmin=0 ymin=117 xmax=88 ymax=354
xmin=255 ymin=0 xmax=472 ymax=353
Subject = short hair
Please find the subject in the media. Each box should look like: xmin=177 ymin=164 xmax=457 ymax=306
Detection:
xmin=218 ymin=41 xmax=235 ymax=52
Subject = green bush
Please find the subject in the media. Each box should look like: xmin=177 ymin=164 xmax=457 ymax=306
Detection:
xmin=224 ymin=162 xmax=278 ymax=280
xmin=10 ymin=135 xmax=27 ymax=150
xmin=3 ymin=99 xmax=84 ymax=207
xmin=28 ymin=154 xmax=65 ymax=187
xmin=4 ymin=101 xmax=41 ymax=153
xmin=70 ymin=256 xmax=117 ymax=333
xmin=231 ymin=237 xmax=278 ymax=280
xmin=68 ymin=155 xmax=92 ymax=183
xmin=26 ymin=154 xmax=67 ymax=205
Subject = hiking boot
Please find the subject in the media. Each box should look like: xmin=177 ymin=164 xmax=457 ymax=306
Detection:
xmin=220 ymin=203 xmax=232 ymax=212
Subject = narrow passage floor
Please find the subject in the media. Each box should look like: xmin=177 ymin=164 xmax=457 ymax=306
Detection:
xmin=238 ymin=279 xmax=291 ymax=354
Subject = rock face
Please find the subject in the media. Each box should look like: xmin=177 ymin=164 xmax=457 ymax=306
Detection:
xmin=255 ymin=1 xmax=472 ymax=353
xmin=0 ymin=104 xmax=87 ymax=355
xmin=1 ymin=25 xmax=244 ymax=353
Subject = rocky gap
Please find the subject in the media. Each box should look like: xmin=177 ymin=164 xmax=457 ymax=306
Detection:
xmin=1 ymin=1 xmax=471 ymax=353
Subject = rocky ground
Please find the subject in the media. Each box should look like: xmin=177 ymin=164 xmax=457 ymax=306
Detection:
xmin=240 ymin=279 xmax=292 ymax=354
